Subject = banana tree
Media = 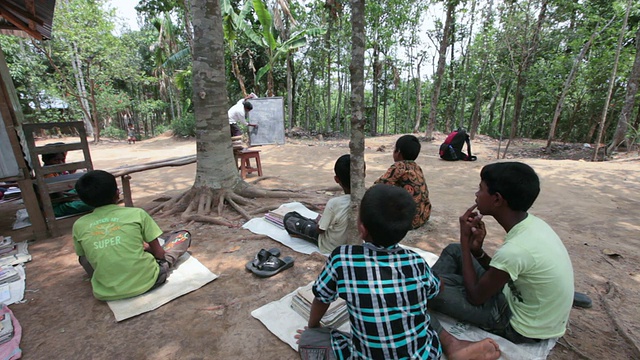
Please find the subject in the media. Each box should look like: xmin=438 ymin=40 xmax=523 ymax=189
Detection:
xmin=251 ymin=0 xmax=325 ymax=96
xmin=222 ymin=0 xmax=258 ymax=96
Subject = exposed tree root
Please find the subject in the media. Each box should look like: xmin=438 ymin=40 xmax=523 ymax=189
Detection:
xmin=150 ymin=182 xmax=302 ymax=227
xmin=246 ymin=176 xmax=279 ymax=184
xmin=600 ymin=281 xmax=640 ymax=359
xmin=556 ymin=338 xmax=595 ymax=360
xmin=181 ymin=214 xmax=236 ymax=227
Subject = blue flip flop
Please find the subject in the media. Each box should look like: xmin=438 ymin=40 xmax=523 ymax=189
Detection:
xmin=245 ymin=248 xmax=281 ymax=271
xmin=250 ymin=255 xmax=294 ymax=278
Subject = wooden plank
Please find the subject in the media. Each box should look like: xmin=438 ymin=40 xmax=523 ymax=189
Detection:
xmin=108 ymin=155 xmax=196 ymax=177
xmin=40 ymin=161 xmax=91 ymax=176
xmin=33 ymin=143 xmax=84 ymax=155
xmin=17 ymin=179 xmax=48 ymax=240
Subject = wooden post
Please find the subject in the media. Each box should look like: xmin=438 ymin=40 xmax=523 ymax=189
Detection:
xmin=122 ymin=175 xmax=133 ymax=207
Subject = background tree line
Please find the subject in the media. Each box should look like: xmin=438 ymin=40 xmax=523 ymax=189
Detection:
xmin=0 ymin=0 xmax=638 ymax=158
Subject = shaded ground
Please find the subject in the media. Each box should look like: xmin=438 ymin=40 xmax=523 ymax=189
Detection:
xmin=1 ymin=132 xmax=639 ymax=359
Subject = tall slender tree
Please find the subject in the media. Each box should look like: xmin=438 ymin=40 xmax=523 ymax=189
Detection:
xmin=346 ymin=0 xmax=366 ymax=243
xmin=607 ymin=24 xmax=640 ymax=155
xmin=424 ymin=0 xmax=456 ymax=139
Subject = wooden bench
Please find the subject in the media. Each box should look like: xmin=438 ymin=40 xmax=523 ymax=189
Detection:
xmin=234 ymin=149 xmax=263 ymax=179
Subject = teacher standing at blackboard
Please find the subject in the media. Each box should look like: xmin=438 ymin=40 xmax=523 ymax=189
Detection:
xmin=228 ymin=93 xmax=259 ymax=136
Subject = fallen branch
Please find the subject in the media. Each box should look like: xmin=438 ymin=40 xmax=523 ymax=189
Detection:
xmin=600 ymin=281 xmax=640 ymax=359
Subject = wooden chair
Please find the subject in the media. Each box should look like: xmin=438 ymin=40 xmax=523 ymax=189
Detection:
xmin=234 ymin=149 xmax=263 ymax=179
xmin=22 ymin=121 xmax=93 ymax=236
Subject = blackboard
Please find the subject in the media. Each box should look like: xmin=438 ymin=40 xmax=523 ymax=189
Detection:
xmin=247 ymin=97 xmax=285 ymax=146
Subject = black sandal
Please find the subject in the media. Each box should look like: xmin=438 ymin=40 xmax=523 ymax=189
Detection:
xmin=250 ymin=255 xmax=294 ymax=278
xmin=245 ymin=248 xmax=281 ymax=271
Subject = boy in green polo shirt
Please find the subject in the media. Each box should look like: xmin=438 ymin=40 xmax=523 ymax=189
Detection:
xmin=72 ymin=170 xmax=191 ymax=301
xmin=430 ymin=162 xmax=574 ymax=343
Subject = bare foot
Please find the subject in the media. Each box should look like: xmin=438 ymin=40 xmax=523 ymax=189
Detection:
xmin=447 ymin=338 xmax=500 ymax=360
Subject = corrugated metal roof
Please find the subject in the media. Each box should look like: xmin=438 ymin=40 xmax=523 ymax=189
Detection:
xmin=0 ymin=0 xmax=56 ymax=40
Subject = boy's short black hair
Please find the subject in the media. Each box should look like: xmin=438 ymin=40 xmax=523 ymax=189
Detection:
xmin=42 ymin=152 xmax=63 ymax=165
xmin=395 ymin=135 xmax=421 ymax=160
xmin=334 ymin=154 xmax=350 ymax=189
xmin=360 ymin=184 xmax=416 ymax=247
xmin=75 ymin=170 xmax=118 ymax=208
xmin=243 ymin=101 xmax=253 ymax=110
xmin=480 ymin=162 xmax=540 ymax=212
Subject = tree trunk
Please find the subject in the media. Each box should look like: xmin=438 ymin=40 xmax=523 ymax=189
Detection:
xmin=86 ymin=64 xmax=100 ymax=143
xmin=70 ymin=42 xmax=94 ymax=137
xmin=458 ymin=0 xmax=477 ymax=130
xmin=607 ymin=24 xmax=640 ymax=154
xmin=414 ymin=55 xmax=424 ymax=134
xmin=371 ymin=40 xmax=380 ymax=136
xmin=325 ymin=18 xmax=332 ymax=133
xmin=182 ymin=0 xmax=195 ymax=53
xmin=425 ymin=0 xmax=455 ymax=140
xmin=469 ymin=0 xmax=493 ymax=139
xmin=593 ymin=0 xmax=632 ymax=161
xmin=497 ymin=81 xmax=511 ymax=159
xmin=546 ymin=18 xmax=613 ymax=151
xmin=191 ymin=0 xmax=241 ymax=190
xmin=287 ymin=53 xmax=294 ymax=130
xmin=348 ymin=0 xmax=366 ymax=245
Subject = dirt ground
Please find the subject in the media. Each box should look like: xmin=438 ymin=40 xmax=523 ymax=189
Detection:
xmin=1 ymin=132 xmax=639 ymax=359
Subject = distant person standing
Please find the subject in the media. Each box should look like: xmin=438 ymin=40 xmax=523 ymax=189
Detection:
xmin=127 ymin=123 xmax=137 ymax=144
xmin=228 ymin=93 xmax=259 ymax=137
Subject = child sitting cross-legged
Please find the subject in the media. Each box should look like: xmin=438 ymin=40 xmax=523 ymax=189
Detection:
xmin=374 ymin=134 xmax=431 ymax=229
xmin=72 ymin=170 xmax=191 ymax=301
xmin=296 ymin=184 xmax=500 ymax=360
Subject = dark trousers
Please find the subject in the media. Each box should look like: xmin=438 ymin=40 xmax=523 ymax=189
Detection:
xmin=430 ymin=243 xmax=539 ymax=344
xmin=230 ymin=123 xmax=242 ymax=136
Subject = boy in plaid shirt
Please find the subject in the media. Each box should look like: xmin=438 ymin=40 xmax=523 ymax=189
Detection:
xmin=297 ymin=184 xmax=500 ymax=360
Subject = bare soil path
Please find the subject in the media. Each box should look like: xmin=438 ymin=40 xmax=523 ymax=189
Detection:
xmin=1 ymin=133 xmax=639 ymax=359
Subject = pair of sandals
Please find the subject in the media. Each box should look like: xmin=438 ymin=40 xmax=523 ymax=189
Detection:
xmin=245 ymin=247 xmax=295 ymax=278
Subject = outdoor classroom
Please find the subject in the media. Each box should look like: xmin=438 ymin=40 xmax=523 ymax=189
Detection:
xmin=1 ymin=0 xmax=640 ymax=359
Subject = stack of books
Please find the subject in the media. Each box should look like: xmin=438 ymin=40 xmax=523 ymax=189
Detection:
xmin=291 ymin=283 xmax=349 ymax=328
xmin=231 ymin=135 xmax=244 ymax=151
xmin=264 ymin=206 xmax=292 ymax=229
xmin=0 ymin=267 xmax=19 ymax=285
xmin=0 ymin=237 xmax=14 ymax=256
xmin=0 ymin=313 xmax=14 ymax=345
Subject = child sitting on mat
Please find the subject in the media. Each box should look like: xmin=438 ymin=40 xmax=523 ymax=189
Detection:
xmin=296 ymin=184 xmax=500 ymax=360
xmin=429 ymin=162 xmax=574 ymax=344
xmin=72 ymin=170 xmax=191 ymax=301
xmin=283 ymin=154 xmax=351 ymax=254
xmin=374 ymin=134 xmax=431 ymax=229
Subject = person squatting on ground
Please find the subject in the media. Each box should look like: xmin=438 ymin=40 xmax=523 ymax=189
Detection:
xmin=375 ymin=134 xmax=431 ymax=229
xmin=296 ymin=184 xmax=500 ymax=360
xmin=430 ymin=162 xmax=574 ymax=344
xmin=283 ymin=154 xmax=351 ymax=254
xmin=72 ymin=170 xmax=191 ymax=301
xmin=228 ymin=94 xmax=258 ymax=137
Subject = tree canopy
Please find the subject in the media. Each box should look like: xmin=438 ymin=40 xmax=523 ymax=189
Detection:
xmin=0 ymin=0 xmax=638 ymax=157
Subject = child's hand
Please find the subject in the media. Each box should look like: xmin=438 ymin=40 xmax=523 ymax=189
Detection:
xmin=470 ymin=218 xmax=486 ymax=254
xmin=294 ymin=327 xmax=308 ymax=344
xmin=459 ymin=204 xmax=479 ymax=242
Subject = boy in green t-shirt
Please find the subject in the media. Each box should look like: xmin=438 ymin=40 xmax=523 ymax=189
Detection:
xmin=72 ymin=170 xmax=191 ymax=301
xmin=430 ymin=162 xmax=574 ymax=343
